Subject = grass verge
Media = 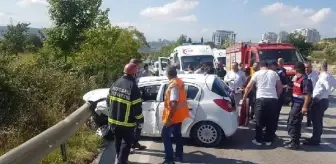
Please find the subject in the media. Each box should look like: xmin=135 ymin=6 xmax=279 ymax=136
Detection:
xmin=39 ymin=126 xmax=102 ymax=164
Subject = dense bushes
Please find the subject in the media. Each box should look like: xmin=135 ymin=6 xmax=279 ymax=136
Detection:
xmin=0 ymin=57 xmax=98 ymax=155
xmin=0 ymin=0 xmax=147 ymax=163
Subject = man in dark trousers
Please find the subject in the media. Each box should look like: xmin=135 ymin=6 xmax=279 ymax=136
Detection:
xmin=269 ymin=59 xmax=287 ymax=138
xmin=285 ymin=62 xmax=313 ymax=149
xmin=107 ymin=63 xmax=144 ymax=164
xmin=129 ymin=59 xmax=147 ymax=151
xmin=276 ymin=58 xmax=288 ymax=116
xmin=242 ymin=61 xmax=283 ymax=146
xmin=303 ymin=61 xmax=336 ymax=146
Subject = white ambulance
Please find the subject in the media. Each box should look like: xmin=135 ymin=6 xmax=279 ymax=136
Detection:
xmin=158 ymin=45 xmax=214 ymax=75
xmin=212 ymin=48 xmax=227 ymax=69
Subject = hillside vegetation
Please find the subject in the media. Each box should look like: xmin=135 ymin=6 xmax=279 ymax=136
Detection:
xmin=0 ymin=0 xmax=146 ymax=163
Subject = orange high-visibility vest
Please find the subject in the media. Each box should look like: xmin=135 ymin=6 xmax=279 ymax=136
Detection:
xmin=162 ymin=78 xmax=189 ymax=124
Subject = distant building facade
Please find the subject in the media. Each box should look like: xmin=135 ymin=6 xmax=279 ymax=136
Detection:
xmin=292 ymin=28 xmax=321 ymax=43
xmin=261 ymin=32 xmax=278 ymax=43
xmin=212 ymin=30 xmax=236 ymax=47
xmin=277 ymin=31 xmax=289 ymax=43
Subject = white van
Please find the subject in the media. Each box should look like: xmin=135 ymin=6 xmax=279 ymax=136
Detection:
xmin=158 ymin=45 xmax=214 ymax=75
xmin=213 ymin=48 xmax=226 ymax=69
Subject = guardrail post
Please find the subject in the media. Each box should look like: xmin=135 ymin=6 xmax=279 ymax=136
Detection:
xmin=60 ymin=143 xmax=67 ymax=162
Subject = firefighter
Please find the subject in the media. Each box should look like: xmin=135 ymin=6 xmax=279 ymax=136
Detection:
xmin=128 ymin=59 xmax=147 ymax=152
xmin=285 ymin=62 xmax=313 ymax=149
xmin=161 ymin=66 xmax=190 ymax=164
xmin=107 ymin=63 xmax=144 ymax=164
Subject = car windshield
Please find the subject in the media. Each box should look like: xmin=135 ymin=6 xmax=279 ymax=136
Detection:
xmin=211 ymin=77 xmax=230 ymax=97
xmin=181 ymin=55 xmax=214 ymax=70
xmin=258 ymin=49 xmax=301 ymax=65
xmin=217 ymin=57 xmax=226 ymax=65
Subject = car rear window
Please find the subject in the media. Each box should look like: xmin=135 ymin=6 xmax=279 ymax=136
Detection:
xmin=211 ymin=78 xmax=230 ymax=97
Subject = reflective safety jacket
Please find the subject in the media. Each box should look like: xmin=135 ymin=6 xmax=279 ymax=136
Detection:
xmin=162 ymin=78 xmax=189 ymax=124
xmin=107 ymin=75 xmax=144 ymax=128
xmin=292 ymin=74 xmax=312 ymax=104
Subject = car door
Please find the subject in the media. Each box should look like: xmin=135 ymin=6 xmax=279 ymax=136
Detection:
xmin=138 ymin=84 xmax=161 ymax=136
xmin=155 ymin=83 xmax=201 ymax=136
xmin=181 ymin=83 xmax=201 ymax=136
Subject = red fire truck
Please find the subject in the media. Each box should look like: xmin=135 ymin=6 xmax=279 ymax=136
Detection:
xmin=226 ymin=42 xmax=306 ymax=104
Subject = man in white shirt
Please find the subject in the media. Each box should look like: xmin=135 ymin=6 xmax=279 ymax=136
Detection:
xmin=194 ymin=63 xmax=207 ymax=74
xmin=238 ymin=62 xmax=246 ymax=82
xmin=242 ymin=61 xmax=283 ymax=146
xmin=224 ymin=62 xmax=246 ymax=109
xmin=303 ymin=61 xmax=336 ymax=146
xmin=304 ymin=61 xmax=319 ymax=127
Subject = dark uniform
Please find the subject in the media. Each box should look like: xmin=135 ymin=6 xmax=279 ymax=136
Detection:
xmin=275 ymin=67 xmax=288 ymax=129
xmin=216 ymin=67 xmax=227 ymax=79
xmin=107 ymin=75 xmax=144 ymax=164
xmin=286 ymin=74 xmax=312 ymax=149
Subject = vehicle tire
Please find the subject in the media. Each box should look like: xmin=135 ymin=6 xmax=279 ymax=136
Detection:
xmin=191 ymin=121 xmax=224 ymax=147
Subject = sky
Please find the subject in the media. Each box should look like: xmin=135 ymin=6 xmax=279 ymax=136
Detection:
xmin=0 ymin=0 xmax=335 ymax=42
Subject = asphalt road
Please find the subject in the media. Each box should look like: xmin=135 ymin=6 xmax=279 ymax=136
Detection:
xmin=126 ymin=98 xmax=336 ymax=164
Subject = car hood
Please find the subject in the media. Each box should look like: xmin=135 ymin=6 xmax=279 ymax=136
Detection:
xmin=83 ymin=88 xmax=109 ymax=102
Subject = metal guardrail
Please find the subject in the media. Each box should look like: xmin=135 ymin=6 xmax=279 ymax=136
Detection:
xmin=0 ymin=102 xmax=94 ymax=164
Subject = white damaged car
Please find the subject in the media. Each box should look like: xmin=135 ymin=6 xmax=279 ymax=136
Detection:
xmin=83 ymin=74 xmax=244 ymax=147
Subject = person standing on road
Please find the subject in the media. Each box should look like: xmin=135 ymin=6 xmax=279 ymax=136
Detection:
xmin=304 ymin=61 xmax=319 ymax=127
xmin=161 ymin=66 xmax=190 ymax=164
xmin=224 ymin=62 xmax=246 ymax=109
xmin=107 ymin=63 xmax=144 ymax=164
xmin=129 ymin=59 xmax=147 ymax=152
xmin=269 ymin=59 xmax=287 ymax=138
xmin=242 ymin=61 xmax=283 ymax=146
xmin=240 ymin=68 xmax=255 ymax=120
xmin=238 ymin=62 xmax=247 ymax=82
xmin=303 ymin=61 xmax=336 ymax=146
xmin=285 ymin=62 xmax=313 ymax=150
xmin=276 ymin=58 xmax=288 ymax=113
xmin=139 ymin=63 xmax=151 ymax=77
xmin=250 ymin=62 xmax=260 ymax=76
xmin=216 ymin=62 xmax=227 ymax=79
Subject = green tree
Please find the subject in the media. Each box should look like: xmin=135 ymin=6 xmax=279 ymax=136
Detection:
xmin=176 ymin=34 xmax=187 ymax=45
xmin=128 ymin=26 xmax=150 ymax=48
xmin=204 ymin=41 xmax=216 ymax=48
xmin=284 ymin=33 xmax=313 ymax=57
xmin=0 ymin=22 xmax=30 ymax=55
xmin=322 ymin=38 xmax=336 ymax=43
xmin=187 ymin=37 xmax=192 ymax=43
xmin=46 ymin=0 xmax=108 ymax=62
xmin=74 ymin=26 xmax=143 ymax=86
xmin=26 ymin=34 xmax=43 ymax=52
xmin=324 ymin=43 xmax=336 ymax=62
xmin=220 ymin=37 xmax=234 ymax=49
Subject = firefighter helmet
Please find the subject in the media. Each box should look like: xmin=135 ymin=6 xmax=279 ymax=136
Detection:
xmin=124 ymin=63 xmax=138 ymax=75
xmin=129 ymin=58 xmax=141 ymax=66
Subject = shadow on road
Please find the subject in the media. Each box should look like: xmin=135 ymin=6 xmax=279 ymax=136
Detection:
xmin=134 ymin=149 xmax=256 ymax=164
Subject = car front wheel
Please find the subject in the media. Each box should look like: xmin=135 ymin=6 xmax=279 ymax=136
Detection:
xmin=191 ymin=121 xmax=224 ymax=147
